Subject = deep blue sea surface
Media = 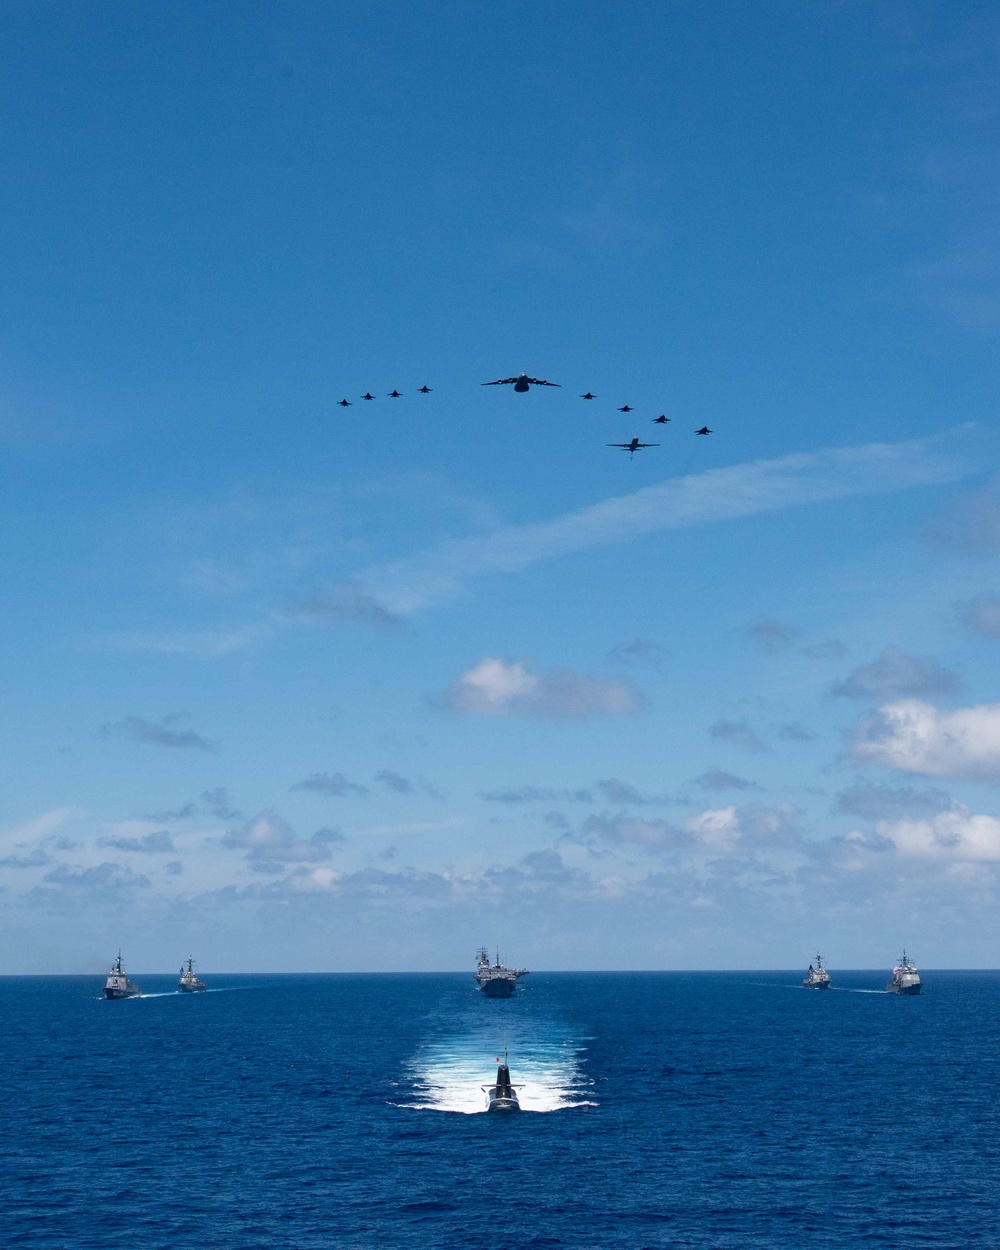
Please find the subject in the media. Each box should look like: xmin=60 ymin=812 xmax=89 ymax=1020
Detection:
xmin=3 ymin=970 xmax=1000 ymax=1248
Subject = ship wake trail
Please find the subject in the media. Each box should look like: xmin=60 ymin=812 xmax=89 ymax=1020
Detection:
xmin=400 ymin=1026 xmax=595 ymax=1114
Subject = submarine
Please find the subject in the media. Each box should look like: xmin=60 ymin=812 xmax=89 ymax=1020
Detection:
xmin=483 ymin=1046 xmax=521 ymax=1112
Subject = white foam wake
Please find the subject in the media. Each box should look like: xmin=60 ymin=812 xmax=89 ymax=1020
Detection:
xmin=402 ymin=1029 xmax=595 ymax=1114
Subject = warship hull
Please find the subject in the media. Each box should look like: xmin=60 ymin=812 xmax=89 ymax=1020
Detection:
xmin=887 ymin=982 xmax=921 ymax=995
xmin=179 ymin=982 xmax=206 ymax=993
xmin=480 ymin=977 xmax=516 ymax=999
xmin=104 ymin=985 xmax=139 ymax=1000
xmin=802 ymin=980 xmax=830 ymax=989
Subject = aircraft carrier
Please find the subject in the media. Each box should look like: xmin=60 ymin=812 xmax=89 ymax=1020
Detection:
xmin=475 ymin=947 xmax=529 ymax=998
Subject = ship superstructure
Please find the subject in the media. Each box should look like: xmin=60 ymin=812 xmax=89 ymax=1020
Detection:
xmin=802 ymin=954 xmax=831 ymax=989
xmin=104 ymin=952 xmax=140 ymax=1000
xmin=178 ymin=958 xmax=207 ymax=992
xmin=475 ymin=947 xmax=529 ymax=998
xmin=887 ymin=951 xmax=921 ymax=995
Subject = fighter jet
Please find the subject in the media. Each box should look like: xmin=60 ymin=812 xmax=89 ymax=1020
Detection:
xmin=695 ymin=426 xmax=712 ymax=435
xmin=607 ymin=437 xmax=659 ymax=460
xmin=481 ymin=373 xmax=560 ymax=392
xmin=338 ymin=399 xmax=352 ymax=407
xmin=580 ymin=392 xmax=596 ymax=400
xmin=653 ymin=415 xmax=670 ymax=424
xmin=361 ymin=393 xmax=376 ymax=401
xmin=388 ymin=390 xmax=402 ymax=398
xmin=418 ymin=386 xmax=432 ymax=393
xmin=618 ymin=405 xmax=634 ymax=413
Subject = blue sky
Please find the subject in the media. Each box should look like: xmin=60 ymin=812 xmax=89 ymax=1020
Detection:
xmin=3 ymin=1 xmax=1000 ymax=972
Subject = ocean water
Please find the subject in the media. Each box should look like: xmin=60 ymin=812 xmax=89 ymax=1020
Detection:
xmin=3 ymin=970 xmax=1000 ymax=1248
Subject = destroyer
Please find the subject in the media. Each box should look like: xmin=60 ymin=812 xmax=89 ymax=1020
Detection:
xmin=178 ymin=958 xmax=207 ymax=992
xmin=887 ymin=951 xmax=921 ymax=995
xmin=802 ymin=954 xmax=831 ymax=989
xmin=475 ymin=947 xmax=529 ymax=998
xmin=483 ymin=1046 xmax=521 ymax=1112
xmin=104 ymin=952 xmax=140 ymax=1000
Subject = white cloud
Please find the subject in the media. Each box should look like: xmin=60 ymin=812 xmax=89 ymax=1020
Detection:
xmin=432 ymin=657 xmax=644 ymax=719
xmin=686 ymin=807 xmax=741 ymax=852
xmin=876 ymin=807 xmax=1000 ymax=862
xmin=684 ymin=803 xmax=801 ymax=853
xmin=222 ymin=809 xmax=344 ymax=865
xmin=284 ymin=866 xmax=343 ymax=893
xmin=853 ymin=699 xmax=1000 ymax=781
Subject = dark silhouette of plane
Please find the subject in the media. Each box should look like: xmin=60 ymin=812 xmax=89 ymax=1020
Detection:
xmin=695 ymin=426 xmax=712 ymax=435
xmin=418 ymin=386 xmax=432 ymax=393
xmin=580 ymin=392 xmax=596 ymax=400
xmin=361 ymin=393 xmax=376 ymax=400
xmin=653 ymin=415 xmax=670 ymax=424
xmin=338 ymin=399 xmax=352 ymax=407
xmin=618 ymin=405 xmax=634 ymax=413
xmin=388 ymin=390 xmax=402 ymax=398
xmin=608 ymin=437 xmax=659 ymax=459
xmin=482 ymin=373 xmax=560 ymax=392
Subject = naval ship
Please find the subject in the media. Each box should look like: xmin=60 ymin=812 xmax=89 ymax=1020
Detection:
xmin=482 ymin=1046 xmax=521 ymax=1112
xmin=802 ymin=954 xmax=831 ymax=989
xmin=178 ymin=958 xmax=207 ymax=992
xmin=475 ymin=947 xmax=529 ymax=998
xmin=104 ymin=952 xmax=140 ymax=999
xmin=887 ymin=951 xmax=921 ymax=995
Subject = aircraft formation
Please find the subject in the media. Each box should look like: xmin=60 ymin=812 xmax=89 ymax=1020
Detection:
xmin=336 ymin=372 xmax=713 ymax=459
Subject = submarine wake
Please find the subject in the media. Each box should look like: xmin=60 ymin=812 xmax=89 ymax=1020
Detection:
xmin=400 ymin=1026 xmax=595 ymax=1114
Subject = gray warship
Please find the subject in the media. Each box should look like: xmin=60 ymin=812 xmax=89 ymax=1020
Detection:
xmin=476 ymin=947 xmax=529 ymax=998
xmin=178 ymin=957 xmax=207 ymax=992
xmin=802 ymin=954 xmax=831 ymax=989
xmin=104 ymin=952 xmax=140 ymax=1000
xmin=482 ymin=1046 xmax=521 ymax=1112
xmin=887 ymin=951 xmax=921 ymax=995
